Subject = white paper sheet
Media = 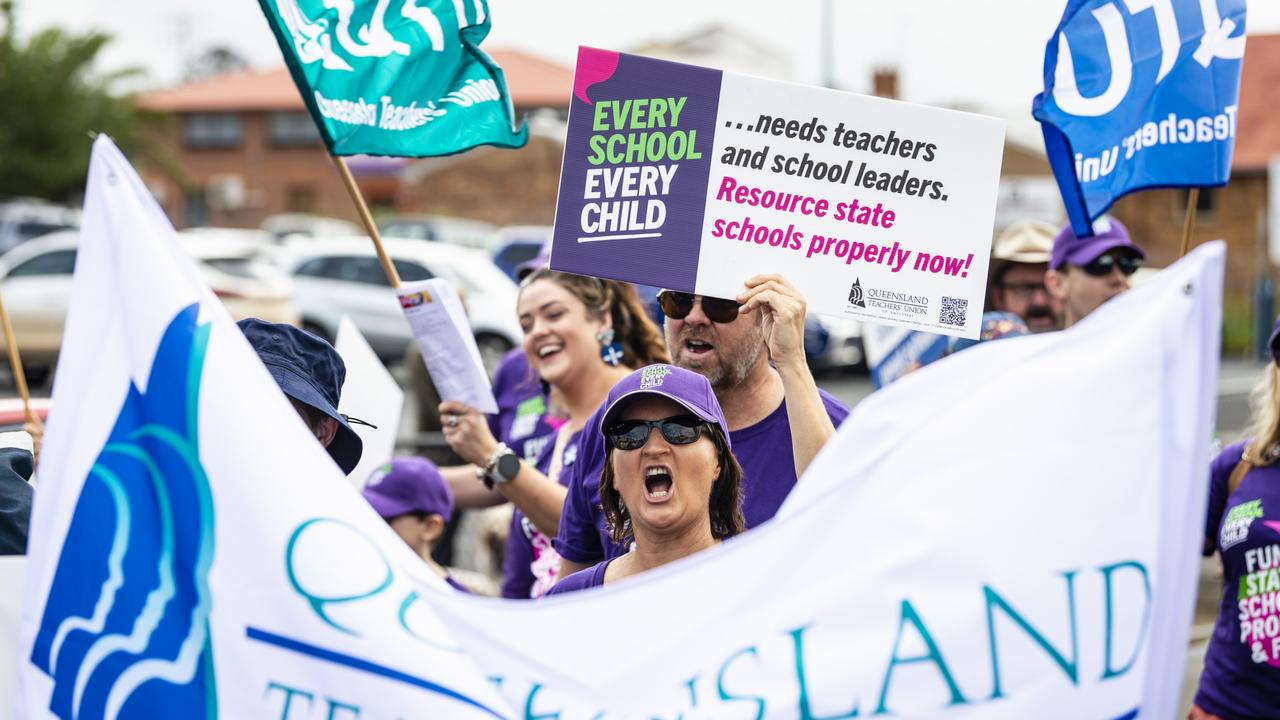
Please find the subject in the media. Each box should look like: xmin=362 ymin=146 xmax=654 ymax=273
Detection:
xmin=398 ymin=279 xmax=497 ymax=415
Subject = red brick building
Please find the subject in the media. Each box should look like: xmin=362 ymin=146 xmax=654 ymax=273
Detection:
xmin=137 ymin=49 xmax=573 ymax=229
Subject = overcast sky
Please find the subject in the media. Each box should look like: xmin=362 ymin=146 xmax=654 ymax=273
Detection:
xmin=19 ymin=0 xmax=1280 ymax=136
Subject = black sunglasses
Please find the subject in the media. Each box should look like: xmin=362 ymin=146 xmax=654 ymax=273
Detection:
xmin=656 ymin=290 xmax=742 ymax=324
xmin=605 ymin=414 xmax=706 ymax=451
xmin=1079 ymin=254 xmax=1142 ymax=278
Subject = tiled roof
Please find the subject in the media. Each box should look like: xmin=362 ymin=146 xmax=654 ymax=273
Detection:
xmin=1234 ymin=34 xmax=1280 ymax=173
xmin=137 ymin=48 xmax=571 ymax=113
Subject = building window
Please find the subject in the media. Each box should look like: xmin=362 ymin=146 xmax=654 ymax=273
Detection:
xmin=8 ymin=250 xmax=77 ymax=277
xmin=184 ymin=188 xmax=209 ymax=227
xmin=183 ymin=113 xmax=243 ymax=149
xmin=268 ymin=112 xmax=321 ymax=147
xmin=285 ymin=183 xmax=317 ymax=213
xmin=1175 ymin=187 xmax=1214 ymax=222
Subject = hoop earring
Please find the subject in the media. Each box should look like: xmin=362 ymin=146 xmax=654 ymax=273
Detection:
xmin=598 ymin=327 xmax=623 ymax=366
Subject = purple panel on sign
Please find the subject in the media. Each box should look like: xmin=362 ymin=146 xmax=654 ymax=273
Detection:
xmin=550 ymin=48 xmax=722 ymax=292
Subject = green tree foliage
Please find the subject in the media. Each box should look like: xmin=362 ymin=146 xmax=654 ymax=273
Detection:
xmin=0 ymin=1 xmax=159 ymax=201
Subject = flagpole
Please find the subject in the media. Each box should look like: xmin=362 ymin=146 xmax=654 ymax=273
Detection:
xmin=0 ymin=287 xmax=39 ymax=428
xmin=331 ymin=155 xmax=402 ymax=288
xmin=1179 ymin=187 xmax=1200 ymax=258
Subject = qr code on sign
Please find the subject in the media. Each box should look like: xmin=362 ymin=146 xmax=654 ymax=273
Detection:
xmin=940 ymin=296 xmax=967 ymax=327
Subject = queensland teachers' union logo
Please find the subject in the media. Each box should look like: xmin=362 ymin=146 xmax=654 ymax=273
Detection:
xmin=30 ymin=303 xmax=217 ymax=719
xmin=848 ymin=278 xmax=867 ymax=308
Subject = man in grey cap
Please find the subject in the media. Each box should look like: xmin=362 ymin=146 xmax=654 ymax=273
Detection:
xmin=1044 ymin=215 xmax=1146 ymax=328
xmin=987 ymin=220 xmax=1061 ymax=333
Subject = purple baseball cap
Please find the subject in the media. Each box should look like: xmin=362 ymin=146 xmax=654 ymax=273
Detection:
xmin=1049 ymin=216 xmax=1146 ymax=270
xmin=362 ymin=457 xmax=454 ymax=521
xmin=515 ymin=239 xmax=554 ymax=281
xmin=599 ymin=364 xmax=731 ymax=450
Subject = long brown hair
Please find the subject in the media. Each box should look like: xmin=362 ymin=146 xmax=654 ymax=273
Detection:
xmin=521 ymin=269 xmax=669 ymax=368
xmin=599 ymin=422 xmax=745 ymax=545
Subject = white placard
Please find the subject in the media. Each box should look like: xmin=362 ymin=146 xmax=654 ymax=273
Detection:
xmin=551 ymin=48 xmax=1006 ymax=339
xmin=335 ymin=316 xmax=405 ymax=487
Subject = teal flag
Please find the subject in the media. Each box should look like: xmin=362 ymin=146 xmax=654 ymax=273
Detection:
xmin=258 ymin=0 xmax=527 ymax=156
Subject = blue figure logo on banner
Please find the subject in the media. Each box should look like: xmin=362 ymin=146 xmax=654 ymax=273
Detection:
xmin=29 ymin=304 xmax=217 ymax=719
xmin=1032 ymin=0 xmax=1246 ymax=236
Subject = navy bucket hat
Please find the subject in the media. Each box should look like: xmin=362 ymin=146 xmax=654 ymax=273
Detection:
xmin=238 ymin=318 xmax=363 ymax=474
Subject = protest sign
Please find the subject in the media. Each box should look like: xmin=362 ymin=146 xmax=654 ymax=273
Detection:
xmin=257 ymin=0 xmax=526 ymax=156
xmin=862 ymin=325 xmax=949 ymax=389
xmin=19 ymin=136 xmax=1224 ymax=718
xmin=1033 ymin=0 xmax=1246 ymax=236
xmin=550 ymin=48 xmax=1005 ymax=339
xmin=398 ymin=278 xmax=497 ymax=414
xmin=335 ymin=316 xmax=404 ymax=488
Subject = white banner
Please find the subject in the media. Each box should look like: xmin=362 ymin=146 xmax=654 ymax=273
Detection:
xmin=19 ymin=137 xmax=1221 ymax=719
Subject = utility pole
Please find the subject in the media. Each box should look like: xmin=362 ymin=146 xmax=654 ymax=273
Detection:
xmin=820 ymin=0 xmax=835 ymax=88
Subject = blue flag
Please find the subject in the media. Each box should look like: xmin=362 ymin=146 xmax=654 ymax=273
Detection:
xmin=1032 ymin=0 xmax=1246 ymax=236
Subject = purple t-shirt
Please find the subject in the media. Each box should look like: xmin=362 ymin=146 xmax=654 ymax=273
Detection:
xmin=501 ymin=429 xmax=581 ymax=599
xmin=1195 ymin=440 xmax=1280 ymax=719
xmin=486 ymin=349 xmax=560 ymax=464
xmin=543 ymin=558 xmax=612 ymax=596
xmin=554 ymin=388 xmax=849 ymax=564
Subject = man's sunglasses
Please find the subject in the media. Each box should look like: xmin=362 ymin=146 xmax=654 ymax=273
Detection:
xmin=1079 ymin=254 xmax=1142 ymax=278
xmin=605 ymin=414 xmax=707 ymax=451
xmin=656 ymin=290 xmax=742 ymax=324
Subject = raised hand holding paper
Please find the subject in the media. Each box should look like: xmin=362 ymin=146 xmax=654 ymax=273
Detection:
xmin=399 ymin=279 xmax=497 ymax=415
xmin=551 ymin=48 xmax=1006 ymax=339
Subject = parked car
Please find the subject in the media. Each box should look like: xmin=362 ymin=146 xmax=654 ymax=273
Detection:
xmin=176 ymin=228 xmax=301 ymax=323
xmin=260 ymin=213 xmax=360 ymax=241
xmin=273 ymin=237 xmax=523 ymax=370
xmin=377 ymin=215 xmax=496 ymax=250
xmin=0 ymin=200 xmax=80 ymax=255
xmin=0 ymin=397 xmax=51 ymax=432
xmin=806 ymin=315 xmax=866 ymax=373
xmin=490 ymin=225 xmax=551 ymax=280
xmin=0 ymin=230 xmax=299 ymax=384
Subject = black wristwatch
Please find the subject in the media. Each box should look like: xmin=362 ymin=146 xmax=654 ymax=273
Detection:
xmin=479 ymin=443 xmax=520 ymax=489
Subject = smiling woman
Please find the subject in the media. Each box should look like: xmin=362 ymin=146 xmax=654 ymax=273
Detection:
xmin=544 ymin=365 xmax=743 ymax=595
xmin=439 ymin=271 xmax=668 ymax=598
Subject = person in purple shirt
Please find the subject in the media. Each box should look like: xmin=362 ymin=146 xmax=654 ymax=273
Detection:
xmin=1192 ymin=317 xmax=1280 ymax=720
xmin=439 ymin=270 xmax=669 ymax=598
xmin=555 ymin=274 xmax=849 ymax=574
xmin=546 ymin=365 xmax=744 ymax=595
xmin=502 ymin=428 xmax=583 ymax=598
xmin=361 ymin=457 xmax=470 ymax=593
